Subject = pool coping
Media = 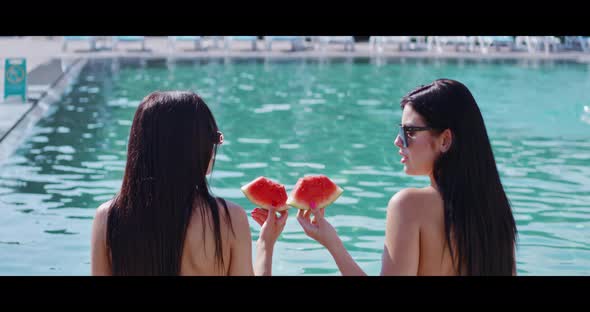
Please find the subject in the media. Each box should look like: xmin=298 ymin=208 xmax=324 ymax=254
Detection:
xmin=58 ymin=51 xmax=590 ymax=64
xmin=0 ymin=58 xmax=87 ymax=165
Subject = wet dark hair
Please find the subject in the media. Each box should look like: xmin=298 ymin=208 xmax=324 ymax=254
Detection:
xmin=401 ymin=79 xmax=517 ymax=275
xmin=106 ymin=91 xmax=233 ymax=275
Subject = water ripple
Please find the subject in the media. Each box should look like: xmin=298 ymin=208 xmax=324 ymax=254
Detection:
xmin=237 ymin=138 xmax=272 ymax=144
xmin=1 ymin=59 xmax=590 ymax=275
xmin=254 ymin=104 xmax=291 ymax=114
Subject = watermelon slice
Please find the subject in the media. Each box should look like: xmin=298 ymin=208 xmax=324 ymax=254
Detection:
xmin=287 ymin=175 xmax=343 ymax=210
xmin=241 ymin=176 xmax=289 ymax=211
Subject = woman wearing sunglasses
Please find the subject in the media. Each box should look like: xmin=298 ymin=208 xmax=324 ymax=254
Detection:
xmin=91 ymin=91 xmax=287 ymax=275
xmin=293 ymin=79 xmax=518 ymax=275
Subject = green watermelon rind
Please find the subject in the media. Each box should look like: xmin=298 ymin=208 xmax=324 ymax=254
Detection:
xmin=286 ymin=182 xmax=344 ymax=210
xmin=240 ymin=177 xmax=289 ymax=211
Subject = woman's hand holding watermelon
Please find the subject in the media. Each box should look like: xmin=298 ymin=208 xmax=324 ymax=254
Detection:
xmin=296 ymin=203 xmax=341 ymax=250
xmin=251 ymin=207 xmax=288 ymax=246
xmin=250 ymin=207 xmax=288 ymax=275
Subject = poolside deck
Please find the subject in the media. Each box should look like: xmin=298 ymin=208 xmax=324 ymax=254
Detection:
xmin=6 ymin=37 xmax=590 ymax=64
xmin=54 ymin=37 xmax=590 ymax=62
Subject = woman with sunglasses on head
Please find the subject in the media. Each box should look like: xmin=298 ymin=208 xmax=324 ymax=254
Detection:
xmin=292 ymin=79 xmax=517 ymax=276
xmin=91 ymin=91 xmax=288 ymax=276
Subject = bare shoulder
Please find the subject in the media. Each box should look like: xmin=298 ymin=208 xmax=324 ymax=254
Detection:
xmin=91 ymin=200 xmax=113 ymax=275
xmin=220 ymin=199 xmax=248 ymax=221
xmin=217 ymin=199 xmax=251 ymax=243
xmin=388 ymin=188 xmax=427 ymax=210
xmin=94 ymin=200 xmax=113 ymax=225
xmin=217 ymin=198 xmax=250 ymax=234
xmin=387 ymin=188 xmax=440 ymax=223
xmin=98 ymin=200 xmax=113 ymax=211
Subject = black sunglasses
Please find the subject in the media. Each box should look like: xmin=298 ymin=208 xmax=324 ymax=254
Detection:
xmin=398 ymin=124 xmax=435 ymax=148
xmin=214 ymin=131 xmax=224 ymax=145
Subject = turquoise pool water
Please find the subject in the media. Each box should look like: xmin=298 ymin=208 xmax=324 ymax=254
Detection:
xmin=0 ymin=58 xmax=589 ymax=275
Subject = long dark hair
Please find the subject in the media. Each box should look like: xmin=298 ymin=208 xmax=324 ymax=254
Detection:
xmin=106 ymin=91 xmax=233 ymax=275
xmin=401 ymin=79 xmax=517 ymax=276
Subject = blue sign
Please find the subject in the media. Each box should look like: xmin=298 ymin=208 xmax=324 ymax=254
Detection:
xmin=4 ymin=58 xmax=27 ymax=103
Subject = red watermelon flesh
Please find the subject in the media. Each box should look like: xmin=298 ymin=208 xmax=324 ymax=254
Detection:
xmin=287 ymin=175 xmax=343 ymax=210
xmin=241 ymin=176 xmax=289 ymax=211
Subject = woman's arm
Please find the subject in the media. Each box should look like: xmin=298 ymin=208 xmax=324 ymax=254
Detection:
xmin=296 ymin=189 xmax=422 ymax=276
xmin=251 ymin=208 xmax=288 ymax=276
xmin=324 ymin=236 xmax=366 ymax=276
xmin=255 ymin=239 xmax=274 ymax=276
xmin=297 ymin=207 xmax=366 ymax=276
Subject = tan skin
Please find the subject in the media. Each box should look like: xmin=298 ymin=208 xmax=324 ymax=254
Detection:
xmin=91 ymin=149 xmax=288 ymax=276
xmin=257 ymin=104 xmax=483 ymax=275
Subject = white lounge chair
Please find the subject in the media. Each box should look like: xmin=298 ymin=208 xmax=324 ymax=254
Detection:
xmin=224 ymin=36 xmax=258 ymax=51
xmin=369 ymin=36 xmax=412 ymax=52
xmin=207 ymin=36 xmax=224 ymax=49
xmin=62 ymin=36 xmax=97 ymax=51
xmin=427 ymin=36 xmax=476 ymax=53
xmin=476 ymin=36 xmax=515 ymax=53
xmin=112 ymin=36 xmax=146 ymax=51
xmin=564 ymin=36 xmax=590 ymax=52
xmin=264 ymin=36 xmax=306 ymax=51
xmin=515 ymin=36 xmax=560 ymax=54
xmin=409 ymin=36 xmax=427 ymax=50
xmin=314 ymin=36 xmax=355 ymax=51
xmin=168 ymin=36 xmax=203 ymax=51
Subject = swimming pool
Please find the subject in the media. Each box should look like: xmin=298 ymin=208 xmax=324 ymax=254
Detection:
xmin=0 ymin=57 xmax=588 ymax=275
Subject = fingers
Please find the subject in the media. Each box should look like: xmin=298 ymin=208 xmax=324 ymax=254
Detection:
xmin=303 ymin=209 xmax=312 ymax=221
xmin=252 ymin=207 xmax=268 ymax=219
xmin=266 ymin=207 xmax=277 ymax=223
xmin=277 ymin=209 xmax=289 ymax=226
xmin=297 ymin=208 xmax=311 ymax=222
xmin=296 ymin=209 xmax=307 ymax=225
xmin=253 ymin=215 xmax=265 ymax=226
xmin=310 ymin=206 xmax=324 ymax=222
xmin=251 ymin=208 xmax=271 ymax=226
xmin=251 ymin=208 xmax=268 ymax=220
xmin=297 ymin=211 xmax=312 ymax=234
xmin=251 ymin=209 xmax=265 ymax=226
xmin=251 ymin=213 xmax=264 ymax=226
xmin=252 ymin=207 xmax=266 ymax=217
xmin=297 ymin=208 xmax=320 ymax=237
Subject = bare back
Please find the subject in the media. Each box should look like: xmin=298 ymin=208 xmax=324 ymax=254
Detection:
xmin=180 ymin=198 xmax=248 ymax=275
xmin=413 ymin=187 xmax=457 ymax=275
xmin=381 ymin=187 xmax=457 ymax=276
xmin=91 ymin=198 xmax=253 ymax=276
